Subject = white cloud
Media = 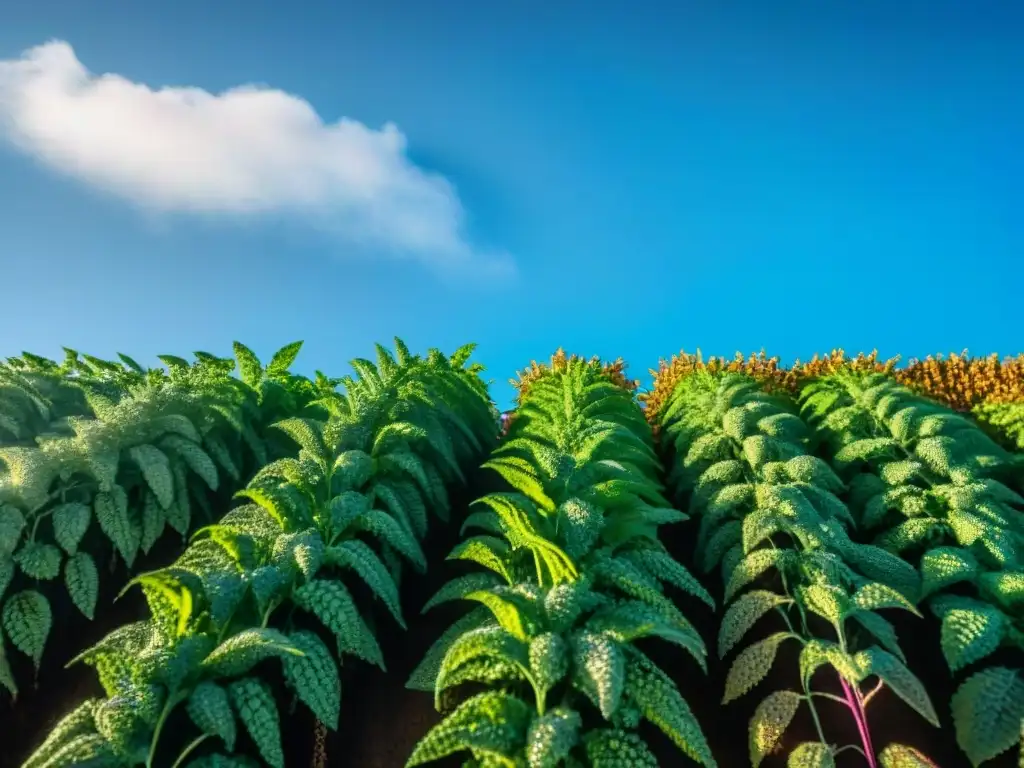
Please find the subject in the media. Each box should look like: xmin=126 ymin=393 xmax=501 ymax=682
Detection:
xmin=0 ymin=40 xmax=512 ymax=275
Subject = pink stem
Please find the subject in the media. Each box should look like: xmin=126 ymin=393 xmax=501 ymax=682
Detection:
xmin=839 ymin=675 xmax=877 ymax=768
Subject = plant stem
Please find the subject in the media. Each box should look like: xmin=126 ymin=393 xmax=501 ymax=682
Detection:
xmin=170 ymin=734 xmax=211 ymax=768
xmin=839 ymin=675 xmax=877 ymax=768
xmin=803 ymin=687 xmax=831 ymax=748
xmin=146 ymin=699 xmax=176 ymax=768
xmin=862 ymin=679 xmax=884 ymax=706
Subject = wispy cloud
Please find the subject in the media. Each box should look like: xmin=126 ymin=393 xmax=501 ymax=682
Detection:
xmin=0 ymin=40 xmax=512 ymax=275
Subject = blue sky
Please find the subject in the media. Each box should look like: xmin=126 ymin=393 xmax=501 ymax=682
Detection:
xmin=0 ymin=1 xmax=1021 ymax=409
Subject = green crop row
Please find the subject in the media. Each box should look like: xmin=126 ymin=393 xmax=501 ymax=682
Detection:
xmin=656 ymin=371 xmax=941 ymax=767
xmin=405 ymin=356 xmax=717 ymax=766
xmin=800 ymin=371 xmax=1024 ymax=766
xmin=7 ymin=344 xmax=1024 ymax=768
xmin=19 ymin=340 xmax=498 ymax=768
xmin=0 ymin=343 xmax=315 ymax=699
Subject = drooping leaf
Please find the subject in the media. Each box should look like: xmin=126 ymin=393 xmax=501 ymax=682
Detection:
xmin=95 ymin=490 xmax=137 ymax=567
xmin=856 ymin=647 xmax=939 ymax=727
xmin=201 ymin=628 xmax=303 ymax=677
xmin=51 ymin=502 xmax=91 ymax=555
xmin=2 ymin=589 xmax=51 ymax=667
xmin=65 ymin=552 xmax=99 ymax=620
xmin=623 ymin=649 xmax=716 ymax=767
xmin=878 ymin=744 xmax=940 ymax=767
xmin=14 ymin=542 xmax=62 ymax=580
xmin=723 ymin=632 xmax=792 ymax=704
xmin=571 ymin=630 xmax=626 ymax=719
xmin=931 ymin=595 xmax=1007 ymax=672
xmin=20 ymin=698 xmax=101 ymax=768
xmin=228 ymin=677 xmax=284 ymax=768
xmin=128 ymin=444 xmax=175 ymax=509
xmin=525 ymin=707 xmax=582 ymax=768
xmin=749 ymin=690 xmax=802 ymax=768
xmin=719 ymin=591 xmax=791 ymax=659
xmin=407 ymin=691 xmax=533 ymax=766
xmin=326 ymin=539 xmax=405 ymax=628
xmin=187 ymin=681 xmax=237 ymax=751
xmin=406 ymin=607 xmax=494 ymax=692
xmin=282 ymin=630 xmax=341 ymax=729
xmin=951 ymin=667 xmax=1024 ymax=767
xmin=293 ymin=579 xmax=384 ymax=669
xmin=787 ymin=742 xmax=835 ymax=768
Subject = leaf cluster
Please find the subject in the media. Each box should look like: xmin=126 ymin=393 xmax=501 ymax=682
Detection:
xmin=657 ymin=372 xmax=939 ymax=766
xmin=801 ymin=372 xmax=1024 ymax=766
xmin=408 ymin=358 xmax=716 ymax=767
xmin=20 ymin=340 xmax=496 ymax=768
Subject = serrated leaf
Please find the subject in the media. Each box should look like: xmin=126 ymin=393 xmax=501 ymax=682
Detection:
xmin=2 ymin=589 xmax=51 ymax=667
xmin=572 ymin=630 xmax=625 ymax=719
xmin=272 ymin=417 xmax=327 ymax=465
xmin=525 ymin=707 xmax=581 ymax=768
xmin=436 ymin=625 xmax=529 ymax=706
xmin=15 ymin=542 xmax=62 ymax=580
xmin=268 ymin=340 xmax=302 ymax=373
xmin=584 ymin=728 xmax=659 ymax=766
xmin=95 ymin=490 xmax=136 ymax=567
xmin=719 ymin=590 xmax=791 ymax=659
xmin=187 ymin=681 xmax=236 ymax=751
xmin=0 ymin=505 xmax=26 ymax=558
xmin=33 ymin=733 xmax=116 ymax=768
xmin=448 ymin=536 xmax=511 ymax=582
xmin=407 ymin=691 xmax=532 ymax=766
xmin=853 ymin=582 xmax=921 ymax=617
xmin=140 ymin=491 xmax=166 ymax=554
xmin=422 ymin=572 xmax=504 ymax=614
xmin=233 ymin=342 xmax=263 ymax=387
xmin=20 ymin=698 xmax=100 ymax=768
xmin=622 ymin=548 xmax=715 ymax=610
xmin=724 ymin=549 xmax=786 ymax=603
xmin=282 ymin=630 xmax=341 ymax=729
xmin=162 ymin=435 xmax=220 ymax=491
xmin=65 ymin=552 xmax=98 ymax=619
xmin=293 ymin=579 xmax=384 ymax=669
xmin=951 ymin=667 xmax=1024 ymax=767
xmin=879 ymin=744 xmax=939 ymax=767
xmin=0 ymin=558 xmax=11 ymax=599
xmin=622 ymin=650 xmax=715 ymax=767
xmin=0 ymin=633 xmax=16 ymax=697
xmin=851 ymin=611 xmax=906 ymax=662
xmin=857 ymin=646 xmax=939 ymax=727
xmin=931 ymin=596 xmax=1007 ymax=672
xmin=51 ymin=502 xmax=91 ymax=555
xmin=406 ymin=607 xmax=494 ymax=692
xmin=798 ymin=584 xmax=848 ymax=626
xmin=128 ymin=444 xmax=175 ymax=509
xmin=920 ymin=546 xmax=979 ymax=598
xmin=228 ymin=677 xmax=284 ymax=768
xmin=750 ymin=690 xmax=802 ymax=768
xmin=201 ymin=628 xmax=303 ymax=677
xmin=723 ymin=632 xmax=792 ymax=704
xmin=787 ymin=742 xmax=835 ymax=768
xmin=326 ymin=539 xmax=405 ymax=628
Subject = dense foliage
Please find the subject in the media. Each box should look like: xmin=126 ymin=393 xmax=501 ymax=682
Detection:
xmin=655 ymin=371 xmax=939 ymax=767
xmin=801 ymin=371 xmax=1024 ymax=766
xmin=19 ymin=340 xmax=497 ymax=768
xmin=0 ymin=343 xmax=313 ymax=699
xmin=408 ymin=355 xmax=715 ymax=767
xmin=6 ymin=343 xmax=1024 ymax=768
